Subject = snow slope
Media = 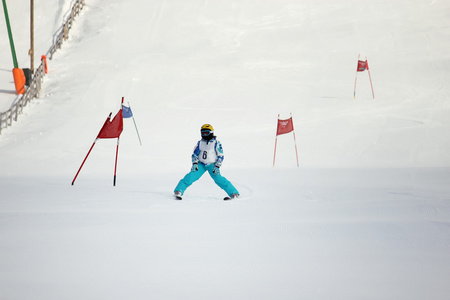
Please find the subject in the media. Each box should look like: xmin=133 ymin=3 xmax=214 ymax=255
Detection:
xmin=1 ymin=0 xmax=450 ymax=299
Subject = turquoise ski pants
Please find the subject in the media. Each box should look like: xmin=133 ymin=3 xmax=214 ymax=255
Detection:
xmin=174 ymin=164 xmax=239 ymax=196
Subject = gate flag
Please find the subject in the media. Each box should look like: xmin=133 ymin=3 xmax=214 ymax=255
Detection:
xmin=273 ymin=113 xmax=299 ymax=167
xmin=357 ymin=60 xmax=368 ymax=72
xmin=97 ymin=109 xmax=123 ymax=139
xmin=122 ymin=102 xmax=142 ymax=145
xmin=354 ymin=55 xmax=374 ymax=99
xmin=122 ymin=105 xmax=133 ymax=118
xmin=72 ymin=97 xmax=126 ymax=186
xmin=276 ymin=117 xmax=294 ymax=136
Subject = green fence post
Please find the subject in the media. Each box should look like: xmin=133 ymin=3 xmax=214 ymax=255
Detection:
xmin=2 ymin=0 xmax=19 ymax=68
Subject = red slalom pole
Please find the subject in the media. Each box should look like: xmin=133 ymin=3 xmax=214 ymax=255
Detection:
xmin=291 ymin=113 xmax=299 ymax=167
xmin=72 ymin=112 xmax=112 ymax=185
xmin=113 ymin=137 xmax=120 ymax=186
xmin=368 ymin=69 xmax=375 ymax=99
xmin=293 ymin=132 xmax=299 ymax=167
xmin=273 ymin=136 xmax=278 ymax=167
xmin=273 ymin=114 xmax=280 ymax=167
xmin=113 ymin=96 xmax=124 ymax=186
xmin=72 ymin=139 xmax=97 ymax=185
xmin=354 ymin=54 xmax=360 ymax=99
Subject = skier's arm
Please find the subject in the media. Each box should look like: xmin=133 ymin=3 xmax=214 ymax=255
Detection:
xmin=192 ymin=141 xmax=200 ymax=164
xmin=214 ymin=141 xmax=224 ymax=167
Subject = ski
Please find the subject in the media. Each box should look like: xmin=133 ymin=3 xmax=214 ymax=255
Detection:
xmin=173 ymin=194 xmax=238 ymax=200
xmin=224 ymin=194 xmax=240 ymax=200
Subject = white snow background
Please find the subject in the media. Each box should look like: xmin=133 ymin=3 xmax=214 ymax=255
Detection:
xmin=1 ymin=0 xmax=450 ymax=299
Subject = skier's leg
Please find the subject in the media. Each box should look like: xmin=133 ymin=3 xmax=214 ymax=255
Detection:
xmin=207 ymin=166 xmax=239 ymax=196
xmin=174 ymin=164 xmax=206 ymax=195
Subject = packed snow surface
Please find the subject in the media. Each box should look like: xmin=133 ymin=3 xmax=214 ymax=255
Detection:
xmin=1 ymin=0 xmax=450 ymax=299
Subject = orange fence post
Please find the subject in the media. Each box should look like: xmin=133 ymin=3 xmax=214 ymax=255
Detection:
xmin=41 ymin=55 xmax=48 ymax=73
xmin=12 ymin=68 xmax=26 ymax=95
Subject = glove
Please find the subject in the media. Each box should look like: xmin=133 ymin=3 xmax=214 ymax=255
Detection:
xmin=191 ymin=163 xmax=198 ymax=172
xmin=213 ymin=165 xmax=220 ymax=175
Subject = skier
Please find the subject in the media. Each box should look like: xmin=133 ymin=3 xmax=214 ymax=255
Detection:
xmin=174 ymin=124 xmax=240 ymax=200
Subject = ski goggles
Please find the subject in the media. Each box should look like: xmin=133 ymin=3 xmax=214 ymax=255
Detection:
xmin=201 ymin=129 xmax=212 ymax=137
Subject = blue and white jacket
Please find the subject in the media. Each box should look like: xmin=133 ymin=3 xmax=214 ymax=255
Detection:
xmin=192 ymin=138 xmax=224 ymax=167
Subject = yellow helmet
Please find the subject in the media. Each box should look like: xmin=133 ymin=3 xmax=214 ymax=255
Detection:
xmin=200 ymin=124 xmax=214 ymax=140
xmin=201 ymin=124 xmax=214 ymax=131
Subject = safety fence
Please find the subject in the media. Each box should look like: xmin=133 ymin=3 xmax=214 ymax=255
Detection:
xmin=0 ymin=0 xmax=85 ymax=135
